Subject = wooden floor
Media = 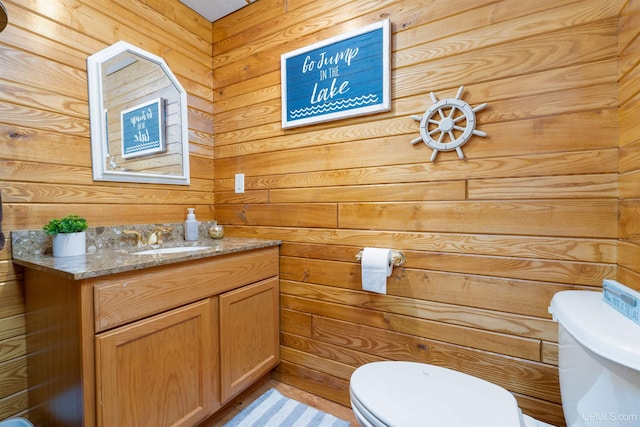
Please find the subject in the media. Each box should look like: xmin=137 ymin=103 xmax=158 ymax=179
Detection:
xmin=198 ymin=377 xmax=360 ymax=426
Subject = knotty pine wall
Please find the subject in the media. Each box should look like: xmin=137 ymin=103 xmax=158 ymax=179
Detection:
xmin=619 ymin=2 xmax=640 ymax=290
xmin=212 ymin=1 xmax=637 ymax=426
xmin=0 ymin=0 xmax=214 ymax=420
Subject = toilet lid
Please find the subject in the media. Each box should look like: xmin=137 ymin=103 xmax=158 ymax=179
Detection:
xmin=350 ymin=361 xmax=523 ymax=427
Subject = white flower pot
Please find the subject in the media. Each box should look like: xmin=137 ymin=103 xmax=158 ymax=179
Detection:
xmin=52 ymin=231 xmax=86 ymax=257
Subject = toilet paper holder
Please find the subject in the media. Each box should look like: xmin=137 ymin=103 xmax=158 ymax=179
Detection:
xmin=355 ymin=249 xmax=406 ymax=267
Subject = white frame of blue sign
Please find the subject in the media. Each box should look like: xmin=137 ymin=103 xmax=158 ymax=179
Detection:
xmin=120 ymin=98 xmax=165 ymax=159
xmin=281 ymin=19 xmax=391 ymax=129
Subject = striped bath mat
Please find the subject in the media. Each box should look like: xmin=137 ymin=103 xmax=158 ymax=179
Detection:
xmin=225 ymin=388 xmax=351 ymax=427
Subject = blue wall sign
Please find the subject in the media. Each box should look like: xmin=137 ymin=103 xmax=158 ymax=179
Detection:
xmin=120 ymin=98 xmax=165 ymax=158
xmin=281 ymin=19 xmax=390 ymax=129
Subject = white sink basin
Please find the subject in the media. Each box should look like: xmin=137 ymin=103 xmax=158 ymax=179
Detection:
xmin=131 ymin=246 xmax=211 ymax=255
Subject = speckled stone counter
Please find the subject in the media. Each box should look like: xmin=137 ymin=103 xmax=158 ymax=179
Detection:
xmin=11 ymin=222 xmax=281 ymax=280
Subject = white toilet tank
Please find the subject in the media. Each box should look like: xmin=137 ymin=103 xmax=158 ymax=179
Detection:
xmin=550 ymin=291 xmax=640 ymax=427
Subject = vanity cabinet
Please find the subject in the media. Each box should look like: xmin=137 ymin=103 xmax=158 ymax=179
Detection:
xmin=23 ymin=246 xmax=279 ymax=427
xmin=220 ymin=277 xmax=279 ymax=403
xmin=94 ymin=299 xmax=217 ymax=427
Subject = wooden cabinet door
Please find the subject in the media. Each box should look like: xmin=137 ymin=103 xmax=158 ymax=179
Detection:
xmin=219 ymin=277 xmax=279 ymax=403
xmin=95 ymin=299 xmax=219 ymax=427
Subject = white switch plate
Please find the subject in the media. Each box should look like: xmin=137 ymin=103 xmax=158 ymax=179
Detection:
xmin=235 ymin=173 xmax=245 ymax=193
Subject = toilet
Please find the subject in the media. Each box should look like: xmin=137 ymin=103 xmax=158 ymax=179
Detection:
xmin=350 ymin=290 xmax=640 ymax=427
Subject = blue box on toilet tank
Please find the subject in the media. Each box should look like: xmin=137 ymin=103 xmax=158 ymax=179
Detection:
xmin=603 ymin=279 xmax=640 ymax=325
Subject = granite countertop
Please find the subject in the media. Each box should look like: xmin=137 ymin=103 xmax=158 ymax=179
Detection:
xmin=11 ymin=222 xmax=281 ymax=280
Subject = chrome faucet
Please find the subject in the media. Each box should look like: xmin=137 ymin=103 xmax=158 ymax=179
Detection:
xmin=124 ymin=226 xmax=173 ymax=246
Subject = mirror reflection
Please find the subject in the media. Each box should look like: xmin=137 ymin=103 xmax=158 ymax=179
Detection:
xmin=87 ymin=41 xmax=190 ymax=185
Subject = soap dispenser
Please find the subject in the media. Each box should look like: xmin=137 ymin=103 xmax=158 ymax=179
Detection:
xmin=184 ymin=208 xmax=199 ymax=241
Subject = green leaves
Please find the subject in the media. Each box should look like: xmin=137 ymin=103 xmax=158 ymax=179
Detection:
xmin=43 ymin=214 xmax=88 ymax=235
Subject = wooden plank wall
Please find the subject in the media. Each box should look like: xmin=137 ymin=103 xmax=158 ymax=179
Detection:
xmin=618 ymin=0 xmax=640 ymax=288
xmin=0 ymin=0 xmax=214 ymax=420
xmin=212 ymin=1 xmax=629 ymax=426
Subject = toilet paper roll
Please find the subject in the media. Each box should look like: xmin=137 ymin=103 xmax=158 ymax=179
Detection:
xmin=361 ymin=247 xmax=393 ymax=294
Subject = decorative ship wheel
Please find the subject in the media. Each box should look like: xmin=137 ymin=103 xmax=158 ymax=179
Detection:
xmin=410 ymin=86 xmax=487 ymax=162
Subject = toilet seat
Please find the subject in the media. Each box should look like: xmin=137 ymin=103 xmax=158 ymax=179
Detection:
xmin=350 ymin=361 xmax=524 ymax=427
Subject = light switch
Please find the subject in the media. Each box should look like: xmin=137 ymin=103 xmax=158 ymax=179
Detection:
xmin=235 ymin=173 xmax=245 ymax=193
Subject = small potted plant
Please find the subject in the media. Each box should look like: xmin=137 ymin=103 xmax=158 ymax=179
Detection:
xmin=43 ymin=214 xmax=88 ymax=257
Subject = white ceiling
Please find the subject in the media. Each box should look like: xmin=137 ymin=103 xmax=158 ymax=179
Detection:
xmin=179 ymin=0 xmax=256 ymax=22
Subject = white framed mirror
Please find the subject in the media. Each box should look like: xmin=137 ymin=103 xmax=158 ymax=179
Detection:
xmin=87 ymin=41 xmax=190 ymax=185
